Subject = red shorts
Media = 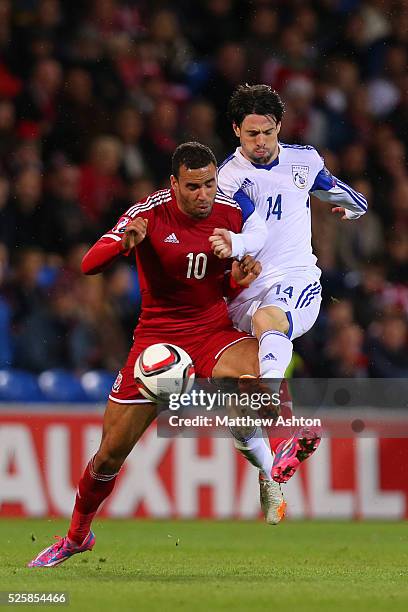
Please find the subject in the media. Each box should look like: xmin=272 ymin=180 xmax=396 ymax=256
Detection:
xmin=109 ymin=327 xmax=251 ymax=404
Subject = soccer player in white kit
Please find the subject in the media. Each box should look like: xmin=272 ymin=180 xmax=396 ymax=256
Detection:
xmin=210 ymin=84 xmax=368 ymax=522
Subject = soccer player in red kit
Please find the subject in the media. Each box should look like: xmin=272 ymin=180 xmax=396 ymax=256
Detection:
xmin=28 ymin=142 xmax=286 ymax=568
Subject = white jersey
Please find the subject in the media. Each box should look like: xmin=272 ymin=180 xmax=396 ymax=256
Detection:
xmin=218 ymin=144 xmax=368 ymax=280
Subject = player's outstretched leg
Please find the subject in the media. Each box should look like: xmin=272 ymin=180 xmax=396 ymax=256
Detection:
xmin=28 ymin=400 xmax=157 ymax=568
xmin=28 ymin=454 xmax=115 ymax=568
xmin=213 ymin=336 xmax=286 ymax=525
xmin=252 ymin=307 xmax=321 ymax=483
xmin=232 ymin=429 xmax=285 ymax=524
xmin=233 ymin=375 xmax=286 ymax=524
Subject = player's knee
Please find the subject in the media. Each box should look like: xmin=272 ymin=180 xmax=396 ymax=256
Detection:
xmin=252 ymin=306 xmax=289 ymax=338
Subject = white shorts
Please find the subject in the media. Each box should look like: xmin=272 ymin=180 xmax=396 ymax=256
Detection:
xmin=228 ymin=269 xmax=322 ymax=341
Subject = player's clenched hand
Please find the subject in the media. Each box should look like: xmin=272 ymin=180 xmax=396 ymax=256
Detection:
xmin=121 ymin=218 xmax=148 ymax=249
xmin=231 ymin=255 xmax=262 ymax=287
xmin=331 ymin=207 xmax=348 ymax=220
xmin=332 ymin=206 xmax=362 ymax=220
xmin=209 ymin=228 xmax=232 ymax=259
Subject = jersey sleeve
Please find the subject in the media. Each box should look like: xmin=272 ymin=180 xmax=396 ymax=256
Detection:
xmin=82 ymin=200 xmax=153 ymax=274
xmin=81 ymin=236 xmax=126 ymax=274
xmin=101 ymin=214 xmax=134 ymax=242
xmin=309 ymin=155 xmax=368 ymax=218
xmin=229 ymin=208 xmax=267 ymax=259
xmin=218 ymin=160 xmax=267 ymax=258
xmin=217 ymin=158 xmax=241 ymax=200
xmin=222 ymin=270 xmax=245 ymax=301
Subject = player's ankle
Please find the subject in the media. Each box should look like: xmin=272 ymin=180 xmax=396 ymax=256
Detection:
xmin=67 ymin=532 xmax=88 ymax=546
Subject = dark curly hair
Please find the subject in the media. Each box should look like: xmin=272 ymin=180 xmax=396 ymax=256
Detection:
xmin=228 ymin=84 xmax=285 ymax=126
xmin=172 ymin=142 xmax=217 ymax=177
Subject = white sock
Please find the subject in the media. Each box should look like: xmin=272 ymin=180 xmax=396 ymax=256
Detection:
xmin=233 ymin=428 xmax=273 ymax=479
xmin=259 ymin=331 xmax=293 ymax=378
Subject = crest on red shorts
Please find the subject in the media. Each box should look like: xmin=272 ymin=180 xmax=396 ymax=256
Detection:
xmin=112 ymin=372 xmax=123 ymax=392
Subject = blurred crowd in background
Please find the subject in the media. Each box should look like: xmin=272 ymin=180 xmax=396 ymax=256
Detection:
xmin=0 ymin=0 xmax=407 ymax=380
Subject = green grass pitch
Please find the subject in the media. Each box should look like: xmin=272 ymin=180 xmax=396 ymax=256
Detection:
xmin=1 ymin=519 xmax=407 ymax=611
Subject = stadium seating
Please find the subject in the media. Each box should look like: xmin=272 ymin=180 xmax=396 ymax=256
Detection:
xmin=38 ymin=369 xmax=89 ymax=403
xmin=0 ymin=369 xmax=116 ymax=402
xmin=0 ymin=369 xmax=45 ymax=402
xmin=81 ymin=370 xmax=116 ymax=402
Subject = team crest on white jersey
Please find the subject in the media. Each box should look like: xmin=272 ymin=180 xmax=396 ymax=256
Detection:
xmin=292 ymin=165 xmax=309 ymax=189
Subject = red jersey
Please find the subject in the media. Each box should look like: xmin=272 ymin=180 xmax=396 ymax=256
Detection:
xmin=84 ymin=188 xmax=243 ymax=335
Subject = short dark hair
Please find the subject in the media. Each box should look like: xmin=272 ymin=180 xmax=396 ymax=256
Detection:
xmin=228 ymin=84 xmax=285 ymax=126
xmin=171 ymin=142 xmax=217 ymax=178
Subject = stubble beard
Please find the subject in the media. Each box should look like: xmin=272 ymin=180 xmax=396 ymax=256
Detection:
xmin=253 ymin=153 xmax=273 ymax=165
xmin=192 ymin=208 xmax=211 ymax=219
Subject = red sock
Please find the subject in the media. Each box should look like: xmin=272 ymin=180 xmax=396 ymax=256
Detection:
xmin=68 ymin=457 xmax=118 ymax=544
xmin=269 ymin=379 xmax=294 ymax=454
